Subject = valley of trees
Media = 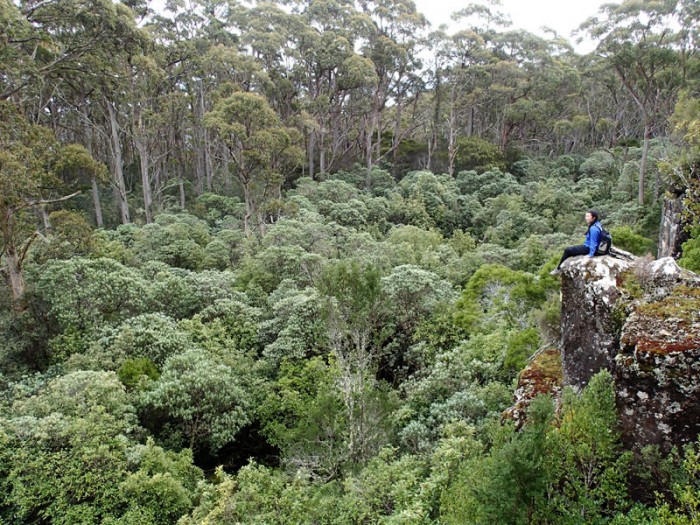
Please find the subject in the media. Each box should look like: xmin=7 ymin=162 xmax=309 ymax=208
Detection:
xmin=1 ymin=0 xmax=700 ymax=523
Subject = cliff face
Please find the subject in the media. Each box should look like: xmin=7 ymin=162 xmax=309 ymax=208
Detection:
xmin=559 ymin=254 xmax=700 ymax=452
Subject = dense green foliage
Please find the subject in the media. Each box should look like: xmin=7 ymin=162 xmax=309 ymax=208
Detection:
xmin=2 ymin=0 xmax=700 ymax=523
xmin=1 ymin=155 xmax=697 ymax=523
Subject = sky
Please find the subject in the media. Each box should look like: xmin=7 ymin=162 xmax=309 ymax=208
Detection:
xmin=413 ymin=0 xmax=609 ymax=52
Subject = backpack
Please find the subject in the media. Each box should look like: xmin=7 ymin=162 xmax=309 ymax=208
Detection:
xmin=596 ymin=224 xmax=613 ymax=255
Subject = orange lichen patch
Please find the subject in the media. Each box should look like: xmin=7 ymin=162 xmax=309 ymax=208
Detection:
xmin=635 ymin=337 xmax=700 ymax=355
xmin=503 ymin=348 xmax=563 ymax=427
xmin=622 ymin=284 xmax=700 ymax=356
xmin=519 ymin=348 xmax=563 ymax=391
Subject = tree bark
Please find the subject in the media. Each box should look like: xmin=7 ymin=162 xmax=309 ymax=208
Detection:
xmin=40 ymin=205 xmax=51 ymax=233
xmin=200 ymin=80 xmax=213 ymax=192
xmin=365 ymin=115 xmax=374 ymax=188
xmin=308 ymin=129 xmax=316 ymax=180
xmin=178 ymin=160 xmax=187 ymax=210
xmin=135 ymin=136 xmax=153 ymax=223
xmin=639 ymin=121 xmax=651 ymax=205
xmin=5 ymin=246 xmax=25 ymax=301
xmin=447 ymin=105 xmax=458 ymax=177
xmin=106 ymin=101 xmax=130 ymax=224
xmin=243 ymin=182 xmax=255 ymax=237
xmin=91 ymin=176 xmax=104 ymax=227
xmin=319 ymin=125 xmax=327 ymax=175
xmin=83 ymin=109 xmax=104 ymax=227
xmin=1 ymin=210 xmax=25 ymax=301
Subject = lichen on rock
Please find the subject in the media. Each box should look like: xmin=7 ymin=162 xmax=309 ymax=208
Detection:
xmin=557 ymin=252 xmax=700 ymax=452
xmin=616 ymin=281 xmax=700 ymax=451
xmin=503 ymin=347 xmax=562 ymax=429
xmin=559 ymin=251 xmax=633 ymax=389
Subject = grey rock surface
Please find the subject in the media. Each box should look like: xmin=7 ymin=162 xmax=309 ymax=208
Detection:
xmin=559 ymin=253 xmax=700 ymax=451
xmin=658 ymin=191 xmax=690 ymax=259
xmin=559 ymin=253 xmax=633 ymax=389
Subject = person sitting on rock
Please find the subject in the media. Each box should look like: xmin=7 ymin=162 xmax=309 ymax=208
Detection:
xmin=550 ymin=209 xmax=603 ymax=276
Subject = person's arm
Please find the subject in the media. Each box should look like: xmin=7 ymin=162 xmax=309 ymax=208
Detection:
xmin=588 ymin=226 xmax=601 ymax=256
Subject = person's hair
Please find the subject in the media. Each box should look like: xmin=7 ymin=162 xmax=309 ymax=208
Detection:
xmin=586 ymin=209 xmax=601 ymax=233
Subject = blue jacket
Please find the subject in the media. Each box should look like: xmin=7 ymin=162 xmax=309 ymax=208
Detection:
xmin=584 ymin=221 xmax=603 ymax=257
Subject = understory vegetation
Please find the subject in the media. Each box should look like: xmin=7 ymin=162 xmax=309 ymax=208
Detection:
xmin=2 ymin=158 xmax=699 ymax=524
xmin=2 ymin=0 xmax=700 ymax=522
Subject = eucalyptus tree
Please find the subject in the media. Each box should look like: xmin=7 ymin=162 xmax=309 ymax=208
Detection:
xmin=0 ymin=0 xmax=141 ymax=106
xmin=291 ymin=0 xmax=376 ymax=178
xmin=152 ymin=0 xmax=255 ymax=195
xmin=358 ymin=0 xmax=428 ymax=184
xmin=0 ymin=0 xmax=148 ymax=226
xmin=427 ymin=2 xmax=511 ymax=173
xmin=582 ymin=0 xmax=685 ymax=204
xmin=0 ymin=103 xmax=90 ymax=301
xmin=204 ymin=92 xmax=303 ymax=236
xmin=442 ymin=27 xmax=492 ymax=174
xmin=237 ymin=1 xmax=304 ymax=116
xmin=489 ymin=30 xmax=582 ymax=154
xmin=127 ymin=55 xmax=167 ymax=223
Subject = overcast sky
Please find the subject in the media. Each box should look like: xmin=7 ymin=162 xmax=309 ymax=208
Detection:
xmin=414 ymin=0 xmax=609 ymax=52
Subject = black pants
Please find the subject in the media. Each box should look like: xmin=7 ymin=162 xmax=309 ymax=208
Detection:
xmin=557 ymin=244 xmax=590 ymax=268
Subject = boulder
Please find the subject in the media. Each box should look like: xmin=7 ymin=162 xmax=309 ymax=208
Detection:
xmin=558 ymin=253 xmax=700 ymax=451
xmin=503 ymin=348 xmax=562 ymax=429
xmin=615 ymin=274 xmax=700 ymax=451
xmin=559 ymin=252 xmax=633 ymax=389
xmin=658 ymin=190 xmax=690 ymax=259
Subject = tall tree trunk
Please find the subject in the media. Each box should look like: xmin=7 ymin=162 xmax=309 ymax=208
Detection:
xmin=5 ymin=247 xmax=25 ymax=301
xmin=133 ymin=95 xmax=153 ymax=223
xmin=447 ymin=105 xmax=457 ymax=177
xmin=136 ymin=139 xmax=153 ymax=223
xmin=178 ymin=160 xmax=187 ymax=210
xmin=191 ymin=83 xmax=205 ymax=194
xmin=639 ymin=121 xmax=651 ymax=205
xmin=242 ymin=181 xmax=255 ymax=237
xmin=392 ymin=93 xmax=404 ymax=169
xmin=376 ymin=110 xmax=382 ymax=159
xmin=106 ymin=101 xmax=130 ymax=224
xmin=1 ymin=215 xmax=25 ymax=301
xmin=83 ymin=109 xmax=103 ymax=227
xmin=365 ymin=114 xmax=375 ymax=188
xmin=426 ymin=137 xmax=433 ymax=172
xmin=91 ymin=176 xmax=104 ymax=228
xmin=200 ymin=81 xmax=213 ymax=192
xmin=40 ymin=205 xmax=51 ymax=233
xmin=257 ymin=209 xmax=266 ymax=237
xmin=429 ymin=71 xmax=442 ymax=173
xmin=319 ymin=126 xmax=326 ymax=175
xmin=194 ymin=135 xmax=205 ymax=195
xmin=308 ymin=129 xmax=316 ymax=180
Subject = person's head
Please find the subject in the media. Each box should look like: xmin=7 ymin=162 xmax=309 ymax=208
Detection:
xmin=585 ymin=209 xmax=600 ymax=225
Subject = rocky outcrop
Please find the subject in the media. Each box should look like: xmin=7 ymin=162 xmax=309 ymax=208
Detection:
xmin=559 ymin=253 xmax=700 ymax=452
xmin=616 ymin=279 xmax=700 ymax=451
xmin=658 ymin=190 xmax=690 ymax=259
xmin=560 ymin=253 xmax=633 ymax=389
xmin=503 ymin=348 xmax=562 ymax=429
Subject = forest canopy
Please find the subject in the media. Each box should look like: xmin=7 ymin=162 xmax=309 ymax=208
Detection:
xmin=1 ymin=0 xmax=700 ymax=523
